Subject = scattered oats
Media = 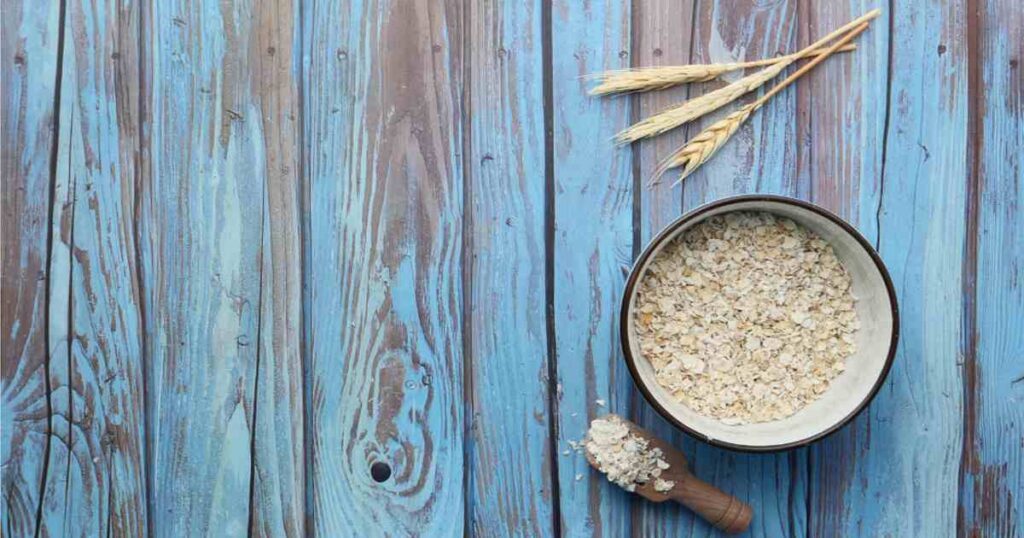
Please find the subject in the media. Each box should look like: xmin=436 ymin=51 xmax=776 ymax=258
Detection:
xmin=585 ymin=415 xmax=675 ymax=493
xmin=595 ymin=399 xmax=607 ymax=407
xmin=634 ymin=211 xmax=859 ymax=424
xmin=567 ymin=440 xmax=583 ymax=453
xmin=575 ymin=473 xmax=584 ymax=481
xmin=563 ymin=449 xmax=570 ymax=456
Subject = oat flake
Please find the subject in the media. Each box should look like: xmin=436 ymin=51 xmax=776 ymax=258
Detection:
xmin=634 ymin=211 xmax=859 ymax=424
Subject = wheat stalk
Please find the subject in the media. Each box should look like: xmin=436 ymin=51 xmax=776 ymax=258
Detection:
xmin=654 ymin=21 xmax=871 ymax=187
xmin=615 ymin=8 xmax=880 ymax=145
xmin=588 ymin=44 xmax=856 ymax=96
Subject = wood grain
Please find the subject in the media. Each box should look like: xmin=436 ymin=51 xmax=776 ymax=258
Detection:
xmin=2 ymin=2 xmax=1022 ymax=535
xmin=464 ymin=0 xmax=556 ymax=535
xmin=675 ymin=2 xmax=809 ymax=537
xmin=629 ymin=1 xmax=700 ymax=536
xmin=960 ymin=0 xmax=1023 ymax=534
xmin=1 ymin=2 xmax=64 ymax=537
xmin=797 ymin=1 xmax=889 ymax=238
xmin=806 ymin=2 xmax=968 ymax=536
xmin=302 ymin=0 xmax=466 ymax=534
xmin=139 ymin=0 xmax=303 ymax=534
xmin=549 ymin=1 xmax=634 ymax=536
xmin=33 ymin=0 xmax=149 ymax=535
xmin=249 ymin=1 xmax=306 ymax=536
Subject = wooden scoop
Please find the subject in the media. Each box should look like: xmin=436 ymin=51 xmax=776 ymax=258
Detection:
xmin=584 ymin=414 xmax=753 ymax=534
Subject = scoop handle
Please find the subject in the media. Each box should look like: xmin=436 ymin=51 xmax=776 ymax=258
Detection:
xmin=671 ymin=474 xmax=752 ymax=534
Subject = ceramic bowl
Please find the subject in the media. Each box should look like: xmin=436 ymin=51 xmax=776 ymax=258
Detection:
xmin=621 ymin=195 xmax=899 ymax=451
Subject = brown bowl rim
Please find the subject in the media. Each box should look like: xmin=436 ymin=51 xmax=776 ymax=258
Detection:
xmin=620 ymin=194 xmax=900 ymax=452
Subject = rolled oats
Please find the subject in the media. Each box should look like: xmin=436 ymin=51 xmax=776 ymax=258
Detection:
xmin=634 ymin=211 xmax=859 ymax=424
xmin=585 ymin=415 xmax=675 ymax=493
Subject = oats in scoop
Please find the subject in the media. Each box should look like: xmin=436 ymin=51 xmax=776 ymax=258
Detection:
xmin=585 ymin=415 xmax=674 ymax=492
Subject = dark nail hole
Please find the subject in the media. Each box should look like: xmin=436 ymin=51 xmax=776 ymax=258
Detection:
xmin=370 ymin=461 xmax=391 ymax=482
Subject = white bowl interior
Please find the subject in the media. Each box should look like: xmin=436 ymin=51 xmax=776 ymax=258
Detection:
xmin=626 ymin=200 xmax=895 ymax=448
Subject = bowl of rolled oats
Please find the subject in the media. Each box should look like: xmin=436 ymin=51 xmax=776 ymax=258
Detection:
xmin=621 ymin=195 xmax=898 ymax=451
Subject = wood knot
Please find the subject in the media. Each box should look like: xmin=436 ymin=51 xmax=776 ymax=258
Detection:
xmin=370 ymin=461 xmax=391 ymax=482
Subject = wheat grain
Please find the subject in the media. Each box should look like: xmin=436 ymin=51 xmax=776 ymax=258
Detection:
xmin=588 ymin=44 xmax=856 ymax=96
xmin=654 ymin=21 xmax=871 ymax=186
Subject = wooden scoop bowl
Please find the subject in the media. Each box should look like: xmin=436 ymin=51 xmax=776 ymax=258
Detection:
xmin=584 ymin=414 xmax=753 ymax=534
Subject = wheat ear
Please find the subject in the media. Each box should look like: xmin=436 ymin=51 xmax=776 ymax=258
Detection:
xmin=588 ymin=44 xmax=856 ymax=96
xmin=654 ymin=21 xmax=871 ymax=187
xmin=616 ymin=8 xmax=880 ymax=145
xmin=650 ymin=104 xmax=757 ymax=182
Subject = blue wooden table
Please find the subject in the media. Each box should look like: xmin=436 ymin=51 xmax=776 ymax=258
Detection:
xmin=3 ymin=0 xmax=1021 ymax=536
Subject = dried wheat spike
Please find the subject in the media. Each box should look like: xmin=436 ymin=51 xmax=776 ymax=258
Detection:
xmin=587 ymin=44 xmax=856 ymax=96
xmin=652 ymin=104 xmax=756 ymax=186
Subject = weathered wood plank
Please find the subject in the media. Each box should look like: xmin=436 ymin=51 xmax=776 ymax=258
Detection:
xmin=632 ymin=2 xmax=694 ymax=287
xmin=630 ymin=1 xmax=699 ymax=536
xmin=249 ymin=1 xmax=305 ymax=536
xmin=1 ymin=2 xmax=64 ymax=536
xmin=140 ymin=1 xmax=303 ymax=534
xmin=34 ymin=0 xmax=148 ymax=535
xmin=797 ymin=1 xmax=889 ymax=238
xmin=807 ymin=2 xmax=968 ymax=536
xmin=673 ymin=2 xmax=809 ymax=536
xmin=465 ymin=1 xmax=556 ymax=535
xmin=682 ymin=0 xmax=806 ymax=202
xmin=549 ymin=1 xmax=634 ymax=536
xmin=141 ymin=2 xmax=260 ymax=533
xmin=302 ymin=0 xmax=466 ymax=534
xmin=960 ymin=0 xmax=1023 ymax=534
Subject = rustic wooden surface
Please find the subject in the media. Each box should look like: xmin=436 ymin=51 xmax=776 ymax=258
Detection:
xmin=2 ymin=1 xmax=1021 ymax=537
